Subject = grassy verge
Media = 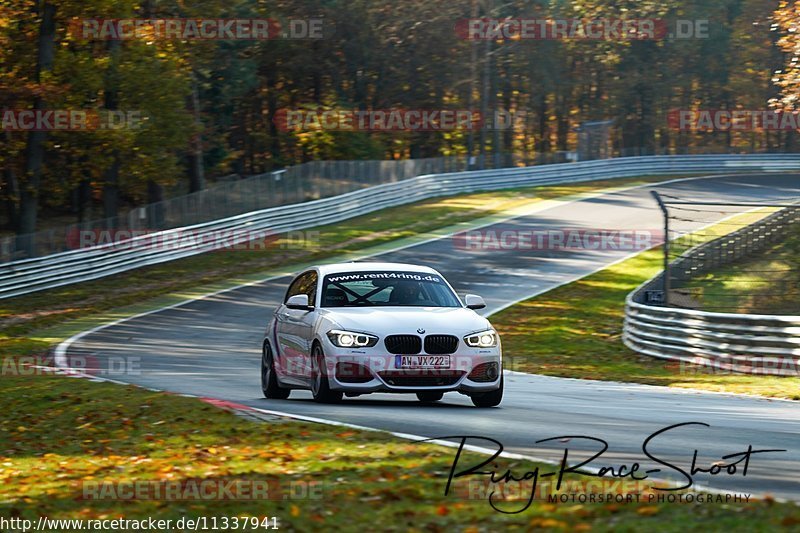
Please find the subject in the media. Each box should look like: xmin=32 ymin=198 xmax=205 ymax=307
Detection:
xmin=1 ymin=353 xmax=798 ymax=531
xmin=492 ymin=246 xmax=800 ymax=400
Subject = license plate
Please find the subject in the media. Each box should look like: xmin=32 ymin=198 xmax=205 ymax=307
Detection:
xmin=396 ymin=355 xmax=450 ymax=368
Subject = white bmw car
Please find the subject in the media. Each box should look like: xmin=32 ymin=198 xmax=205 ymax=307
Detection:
xmin=261 ymin=262 xmax=503 ymax=407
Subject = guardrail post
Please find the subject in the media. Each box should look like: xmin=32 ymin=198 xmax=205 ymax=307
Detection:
xmin=651 ymin=191 xmax=670 ymax=307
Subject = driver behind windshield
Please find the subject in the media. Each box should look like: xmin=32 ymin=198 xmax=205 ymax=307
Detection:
xmin=389 ymin=281 xmax=421 ymax=305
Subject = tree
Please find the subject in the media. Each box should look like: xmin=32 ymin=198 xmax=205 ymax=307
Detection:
xmin=17 ymin=1 xmax=56 ymax=246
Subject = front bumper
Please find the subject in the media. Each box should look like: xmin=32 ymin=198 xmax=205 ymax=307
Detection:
xmin=320 ymin=337 xmax=502 ymax=394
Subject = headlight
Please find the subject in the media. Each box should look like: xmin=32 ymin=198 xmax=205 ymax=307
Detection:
xmin=327 ymin=329 xmax=379 ymax=348
xmin=464 ymin=329 xmax=498 ymax=348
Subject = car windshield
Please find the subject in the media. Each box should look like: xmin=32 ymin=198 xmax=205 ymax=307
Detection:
xmin=322 ymin=271 xmax=461 ymax=308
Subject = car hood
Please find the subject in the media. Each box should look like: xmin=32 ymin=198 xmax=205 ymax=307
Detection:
xmin=319 ymin=306 xmax=492 ymax=335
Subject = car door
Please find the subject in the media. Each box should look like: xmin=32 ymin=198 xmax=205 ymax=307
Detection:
xmin=275 ymin=270 xmax=318 ymax=379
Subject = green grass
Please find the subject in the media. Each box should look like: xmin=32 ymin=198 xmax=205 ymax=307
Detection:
xmin=677 ymin=229 xmax=800 ymax=314
xmin=492 ymin=247 xmax=800 ymax=400
xmin=1 ymin=355 xmax=798 ymax=531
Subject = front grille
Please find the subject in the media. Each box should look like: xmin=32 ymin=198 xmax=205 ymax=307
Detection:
xmin=424 ymin=335 xmax=459 ymax=355
xmin=384 ymin=335 xmax=422 ymax=355
xmin=468 ymin=362 xmax=499 ymax=382
xmin=379 ymin=370 xmax=464 ymax=387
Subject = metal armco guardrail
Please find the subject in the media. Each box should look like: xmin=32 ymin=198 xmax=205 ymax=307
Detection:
xmin=624 ymin=203 xmax=800 ymax=376
xmin=624 ymin=301 xmax=800 ymax=375
xmin=0 ymin=154 xmax=497 ymax=262
xmin=3 ymin=153 xmax=800 ymax=300
xmin=669 ymin=207 xmax=800 ymax=285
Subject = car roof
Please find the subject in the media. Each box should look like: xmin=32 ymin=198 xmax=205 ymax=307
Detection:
xmin=314 ymin=262 xmax=441 ymax=276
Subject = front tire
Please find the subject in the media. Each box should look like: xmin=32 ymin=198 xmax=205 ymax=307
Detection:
xmin=470 ymin=375 xmax=503 ymax=407
xmin=416 ymin=391 xmax=444 ymax=403
xmin=262 ymin=342 xmax=290 ymax=399
xmin=310 ymin=344 xmax=342 ymax=403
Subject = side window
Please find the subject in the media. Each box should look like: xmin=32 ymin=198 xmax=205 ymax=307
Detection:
xmin=299 ymin=271 xmax=318 ymax=305
xmin=284 ymin=271 xmax=318 ymax=305
xmin=285 ymin=275 xmax=304 ymax=302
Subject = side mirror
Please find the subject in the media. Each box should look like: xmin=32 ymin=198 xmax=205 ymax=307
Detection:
xmin=286 ymin=294 xmax=313 ymax=310
xmin=464 ymin=294 xmax=486 ymax=310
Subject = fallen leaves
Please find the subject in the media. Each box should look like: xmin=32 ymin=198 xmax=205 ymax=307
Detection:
xmin=636 ymin=506 xmax=660 ymax=516
xmin=529 ymin=517 xmax=567 ymax=529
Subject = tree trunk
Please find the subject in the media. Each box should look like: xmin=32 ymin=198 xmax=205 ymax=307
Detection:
xmin=77 ymin=178 xmax=91 ymax=223
xmin=147 ymin=180 xmax=164 ymax=229
xmin=502 ymin=74 xmax=514 ymax=166
xmin=478 ymin=38 xmax=491 ymax=170
xmin=17 ymin=2 xmax=56 ymax=246
xmin=266 ymin=73 xmax=281 ymax=170
xmin=556 ymin=94 xmax=569 ymax=152
xmin=536 ymin=93 xmax=550 ymax=161
xmin=187 ymin=71 xmax=205 ymax=192
xmin=2 ymin=166 xmax=19 ymax=231
xmin=491 ymin=57 xmax=501 ymax=168
xmin=103 ymin=157 xmax=120 ymax=222
xmin=102 ymin=39 xmax=121 ymax=222
xmin=2 ymin=131 xmax=19 ymax=231
xmin=466 ymin=0 xmax=478 ymax=168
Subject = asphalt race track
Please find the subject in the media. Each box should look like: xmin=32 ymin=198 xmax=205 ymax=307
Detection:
xmin=62 ymin=174 xmax=800 ymax=501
